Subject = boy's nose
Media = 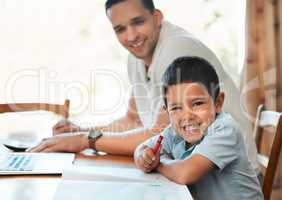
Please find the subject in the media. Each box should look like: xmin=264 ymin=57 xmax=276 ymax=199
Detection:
xmin=182 ymin=106 xmax=196 ymax=120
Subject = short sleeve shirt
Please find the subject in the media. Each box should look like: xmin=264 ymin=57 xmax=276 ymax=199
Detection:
xmin=143 ymin=113 xmax=263 ymax=200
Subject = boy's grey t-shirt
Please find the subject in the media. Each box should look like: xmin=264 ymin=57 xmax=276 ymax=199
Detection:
xmin=144 ymin=113 xmax=263 ymax=200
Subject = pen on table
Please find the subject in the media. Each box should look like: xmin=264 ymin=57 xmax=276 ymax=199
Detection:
xmin=152 ymin=135 xmax=164 ymax=154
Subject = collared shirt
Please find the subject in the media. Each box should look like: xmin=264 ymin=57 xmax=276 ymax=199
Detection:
xmin=143 ymin=112 xmax=263 ymax=200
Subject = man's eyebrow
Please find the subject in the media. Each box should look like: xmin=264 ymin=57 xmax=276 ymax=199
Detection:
xmin=113 ymin=16 xmax=145 ymax=31
xmin=113 ymin=24 xmax=124 ymax=31
xmin=130 ymin=16 xmax=145 ymax=22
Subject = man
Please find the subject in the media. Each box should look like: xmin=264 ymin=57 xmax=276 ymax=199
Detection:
xmin=29 ymin=0 xmax=258 ymax=173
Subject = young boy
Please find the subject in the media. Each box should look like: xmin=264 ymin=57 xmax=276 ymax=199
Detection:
xmin=134 ymin=56 xmax=263 ymax=200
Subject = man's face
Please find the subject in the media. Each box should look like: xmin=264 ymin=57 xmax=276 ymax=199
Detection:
xmin=107 ymin=0 xmax=162 ymax=66
xmin=166 ymin=83 xmax=223 ymax=145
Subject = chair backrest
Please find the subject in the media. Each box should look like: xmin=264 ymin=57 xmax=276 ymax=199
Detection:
xmin=253 ymin=104 xmax=282 ymax=200
xmin=0 ymin=99 xmax=70 ymax=118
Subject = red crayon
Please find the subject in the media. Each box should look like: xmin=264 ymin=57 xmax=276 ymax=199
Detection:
xmin=152 ymin=135 xmax=164 ymax=154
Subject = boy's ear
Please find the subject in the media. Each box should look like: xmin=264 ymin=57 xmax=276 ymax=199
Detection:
xmin=215 ymin=92 xmax=225 ymax=113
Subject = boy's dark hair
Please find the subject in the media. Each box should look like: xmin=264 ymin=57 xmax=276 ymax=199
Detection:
xmin=162 ymin=56 xmax=220 ymax=107
xmin=105 ymin=0 xmax=155 ymax=13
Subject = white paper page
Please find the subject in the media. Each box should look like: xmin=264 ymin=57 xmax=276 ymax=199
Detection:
xmin=62 ymin=165 xmax=173 ymax=184
xmin=53 ymin=180 xmax=193 ymax=200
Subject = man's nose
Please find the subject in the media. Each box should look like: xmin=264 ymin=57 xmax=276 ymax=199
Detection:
xmin=126 ymin=26 xmax=138 ymax=42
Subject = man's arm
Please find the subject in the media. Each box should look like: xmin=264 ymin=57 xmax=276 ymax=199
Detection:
xmin=53 ymin=95 xmax=142 ymax=134
xmin=94 ymin=104 xmax=169 ymax=155
xmin=157 ymin=154 xmax=214 ymax=185
xmin=29 ymin=97 xmax=169 ymax=154
xmin=96 ymin=95 xmax=143 ymax=132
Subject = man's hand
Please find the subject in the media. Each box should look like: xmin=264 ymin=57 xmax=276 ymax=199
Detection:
xmin=53 ymin=119 xmax=88 ymax=135
xmin=135 ymin=145 xmax=160 ymax=173
xmin=27 ymin=133 xmax=89 ymax=153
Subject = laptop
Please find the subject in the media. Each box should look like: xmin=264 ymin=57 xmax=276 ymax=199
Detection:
xmin=0 ymin=152 xmax=75 ymax=175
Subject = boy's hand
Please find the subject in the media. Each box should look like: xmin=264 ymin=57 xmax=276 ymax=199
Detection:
xmin=135 ymin=145 xmax=161 ymax=173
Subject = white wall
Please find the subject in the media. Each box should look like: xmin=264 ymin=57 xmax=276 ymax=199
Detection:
xmin=0 ymin=0 xmax=245 ymax=126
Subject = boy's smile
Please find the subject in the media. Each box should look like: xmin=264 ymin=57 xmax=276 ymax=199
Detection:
xmin=166 ymin=82 xmax=224 ymax=145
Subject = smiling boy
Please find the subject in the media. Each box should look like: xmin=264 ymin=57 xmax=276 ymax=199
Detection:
xmin=134 ymin=56 xmax=263 ymax=200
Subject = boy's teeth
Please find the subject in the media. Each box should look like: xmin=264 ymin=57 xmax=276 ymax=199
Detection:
xmin=184 ymin=125 xmax=198 ymax=132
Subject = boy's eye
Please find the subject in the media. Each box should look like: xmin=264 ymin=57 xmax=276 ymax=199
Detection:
xmin=168 ymin=106 xmax=181 ymax=112
xmin=192 ymin=101 xmax=204 ymax=107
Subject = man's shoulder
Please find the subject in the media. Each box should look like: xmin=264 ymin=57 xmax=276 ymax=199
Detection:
xmin=158 ymin=21 xmax=199 ymax=48
xmin=156 ymin=21 xmax=221 ymax=67
xmin=160 ymin=21 xmax=194 ymax=39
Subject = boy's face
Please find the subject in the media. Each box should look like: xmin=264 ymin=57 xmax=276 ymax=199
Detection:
xmin=166 ymin=82 xmax=224 ymax=145
xmin=107 ymin=0 xmax=163 ymax=66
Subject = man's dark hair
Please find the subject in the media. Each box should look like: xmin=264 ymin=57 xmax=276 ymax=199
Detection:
xmin=162 ymin=56 xmax=220 ymax=107
xmin=105 ymin=0 xmax=155 ymax=13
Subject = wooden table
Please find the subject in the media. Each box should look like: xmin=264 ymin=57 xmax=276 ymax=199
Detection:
xmin=0 ymin=152 xmax=135 ymax=200
xmin=0 ymin=119 xmax=135 ymax=200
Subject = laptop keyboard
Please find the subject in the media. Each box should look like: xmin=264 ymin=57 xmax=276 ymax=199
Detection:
xmin=0 ymin=154 xmax=36 ymax=171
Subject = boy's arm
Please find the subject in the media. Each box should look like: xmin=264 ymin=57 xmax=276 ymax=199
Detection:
xmin=157 ymin=154 xmax=214 ymax=185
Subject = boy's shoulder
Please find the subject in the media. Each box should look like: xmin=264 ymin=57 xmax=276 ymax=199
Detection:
xmin=205 ymin=112 xmax=242 ymax=139
xmin=211 ymin=112 xmax=240 ymax=129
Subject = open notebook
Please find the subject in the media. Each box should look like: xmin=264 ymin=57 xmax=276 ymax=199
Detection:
xmin=53 ymin=166 xmax=193 ymax=200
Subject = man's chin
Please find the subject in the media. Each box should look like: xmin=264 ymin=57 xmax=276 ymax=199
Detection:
xmin=128 ymin=48 xmax=149 ymax=59
xmin=130 ymin=52 xmax=145 ymax=59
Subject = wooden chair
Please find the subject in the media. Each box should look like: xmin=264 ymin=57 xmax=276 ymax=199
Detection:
xmin=0 ymin=99 xmax=70 ymax=118
xmin=253 ymin=104 xmax=282 ymax=200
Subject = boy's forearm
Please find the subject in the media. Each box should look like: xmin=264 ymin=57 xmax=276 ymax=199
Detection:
xmin=157 ymin=159 xmax=189 ymax=185
xmin=157 ymin=155 xmax=214 ymax=185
